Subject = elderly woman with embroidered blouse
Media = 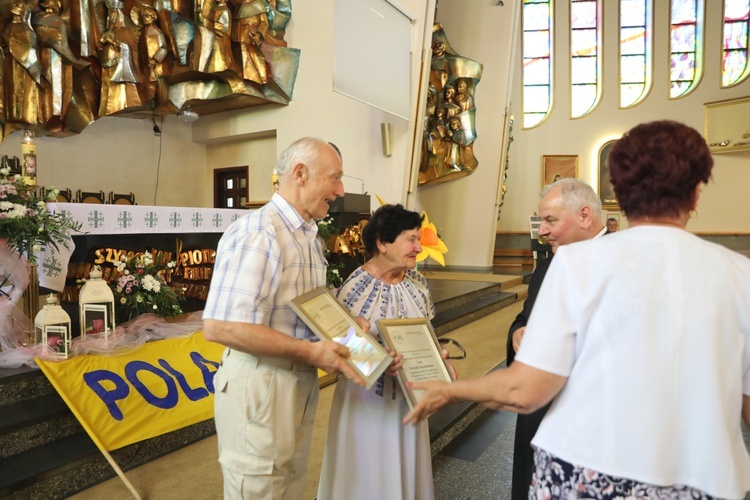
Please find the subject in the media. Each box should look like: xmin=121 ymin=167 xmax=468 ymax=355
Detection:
xmin=406 ymin=120 xmax=750 ymax=499
xmin=318 ymin=203 xmax=455 ymax=500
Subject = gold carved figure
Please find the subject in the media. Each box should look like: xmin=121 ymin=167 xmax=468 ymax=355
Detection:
xmin=0 ymin=0 xmax=299 ymax=139
xmin=418 ymin=23 xmax=483 ymax=186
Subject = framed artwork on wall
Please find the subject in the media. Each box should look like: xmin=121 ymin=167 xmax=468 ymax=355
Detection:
xmin=541 ymin=155 xmax=578 ymax=187
xmin=598 ymin=140 xmax=618 ymax=209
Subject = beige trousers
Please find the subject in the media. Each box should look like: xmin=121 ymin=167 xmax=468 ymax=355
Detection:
xmin=213 ymin=349 xmax=319 ymax=500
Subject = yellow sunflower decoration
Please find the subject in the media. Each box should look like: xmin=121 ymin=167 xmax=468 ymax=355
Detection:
xmin=375 ymin=195 xmax=448 ymax=266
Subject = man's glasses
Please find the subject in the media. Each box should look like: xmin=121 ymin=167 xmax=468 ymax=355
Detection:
xmin=438 ymin=337 xmax=466 ymax=360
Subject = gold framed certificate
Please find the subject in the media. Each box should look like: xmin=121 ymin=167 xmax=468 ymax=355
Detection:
xmin=377 ymin=318 xmax=455 ymax=410
xmin=290 ymin=287 xmax=391 ymax=390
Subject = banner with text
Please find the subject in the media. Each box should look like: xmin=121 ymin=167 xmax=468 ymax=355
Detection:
xmin=37 ymin=332 xmax=224 ymax=451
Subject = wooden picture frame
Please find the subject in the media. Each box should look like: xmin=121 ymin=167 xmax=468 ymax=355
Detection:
xmin=290 ymin=287 xmax=391 ymax=390
xmin=704 ymin=96 xmax=750 ymax=154
xmin=542 ymin=155 xmax=578 ymax=187
xmin=377 ymin=318 xmax=455 ymax=411
xmin=605 ymin=212 xmax=621 ymax=232
xmin=598 ymin=140 xmax=618 ymax=209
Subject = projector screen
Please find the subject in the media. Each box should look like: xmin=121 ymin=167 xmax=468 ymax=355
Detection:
xmin=333 ymin=0 xmax=413 ymax=120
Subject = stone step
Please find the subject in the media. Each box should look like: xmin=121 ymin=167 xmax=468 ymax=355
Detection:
xmin=434 ymin=291 xmax=518 ymax=336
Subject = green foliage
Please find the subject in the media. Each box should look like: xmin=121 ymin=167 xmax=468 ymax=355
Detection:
xmin=0 ymin=169 xmax=81 ymax=263
xmin=317 ymin=215 xmax=346 ymax=290
xmin=109 ymin=252 xmax=185 ymax=324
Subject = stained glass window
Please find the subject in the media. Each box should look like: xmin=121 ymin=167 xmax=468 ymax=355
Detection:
xmin=620 ymin=0 xmax=652 ymax=108
xmin=523 ymin=0 xmax=553 ymax=128
xmin=571 ymin=0 xmax=601 ymax=118
xmin=722 ymin=0 xmax=750 ymax=86
xmin=670 ymin=0 xmax=704 ymax=98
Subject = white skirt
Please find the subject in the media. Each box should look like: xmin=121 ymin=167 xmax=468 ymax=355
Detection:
xmin=317 ymin=377 xmax=435 ymax=500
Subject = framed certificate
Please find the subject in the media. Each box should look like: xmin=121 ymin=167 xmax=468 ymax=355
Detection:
xmin=290 ymin=287 xmax=391 ymax=390
xmin=377 ymin=318 xmax=455 ymax=410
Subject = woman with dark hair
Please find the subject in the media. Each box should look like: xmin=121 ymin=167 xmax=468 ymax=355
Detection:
xmin=405 ymin=121 xmax=750 ymax=498
xmin=318 ymin=203 xmax=452 ymax=500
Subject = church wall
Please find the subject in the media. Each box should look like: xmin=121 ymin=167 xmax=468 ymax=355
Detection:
xmin=497 ymin=1 xmax=750 ymax=235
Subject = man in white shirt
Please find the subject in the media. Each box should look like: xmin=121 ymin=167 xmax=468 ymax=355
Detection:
xmin=204 ymin=138 xmax=367 ymax=499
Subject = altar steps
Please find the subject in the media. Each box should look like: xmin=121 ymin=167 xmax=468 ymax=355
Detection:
xmin=0 ymin=273 xmax=531 ymax=499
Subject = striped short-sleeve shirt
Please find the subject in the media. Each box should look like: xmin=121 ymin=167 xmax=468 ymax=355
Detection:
xmin=203 ymin=193 xmax=326 ymax=340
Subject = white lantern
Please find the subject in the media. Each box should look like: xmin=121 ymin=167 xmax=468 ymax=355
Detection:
xmin=78 ymin=265 xmax=115 ymax=339
xmin=34 ymin=294 xmax=72 ymax=359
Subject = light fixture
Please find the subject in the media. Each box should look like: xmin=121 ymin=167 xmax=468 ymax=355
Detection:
xmin=78 ymin=265 xmax=115 ymax=340
xmin=35 ymin=294 xmax=72 ymax=359
xmin=178 ymin=106 xmax=199 ymax=124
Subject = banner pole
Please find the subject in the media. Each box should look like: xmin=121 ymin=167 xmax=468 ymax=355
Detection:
xmin=99 ymin=449 xmax=142 ymax=500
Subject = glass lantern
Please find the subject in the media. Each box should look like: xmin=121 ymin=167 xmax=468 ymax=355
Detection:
xmin=78 ymin=265 xmax=115 ymax=339
xmin=34 ymin=294 xmax=72 ymax=359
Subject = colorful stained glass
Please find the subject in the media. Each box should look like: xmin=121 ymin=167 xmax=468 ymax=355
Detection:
xmin=620 ymin=0 xmax=650 ymax=108
xmin=572 ymin=57 xmax=597 ymax=84
xmin=571 ymin=1 xmax=597 ymax=28
xmin=620 ymin=84 xmax=645 ymax=107
xmin=669 ymin=0 xmax=702 ymax=98
xmin=524 ymin=3 xmax=551 ymax=30
xmin=671 ymin=53 xmax=696 ymax=80
xmin=524 ymin=31 xmax=552 ymax=57
xmin=524 ymin=59 xmax=550 ymax=85
xmin=672 ymin=0 xmax=697 ymax=24
xmin=722 ymin=0 xmax=750 ymax=86
xmin=621 ymin=27 xmax=646 ymax=54
xmin=571 ymin=85 xmax=596 ymax=117
xmin=525 ymin=86 xmax=550 ymax=112
xmin=523 ymin=0 xmax=552 ymax=128
xmin=671 ymin=25 xmax=696 ymax=52
xmin=621 ymin=0 xmax=646 ymax=26
xmin=571 ymin=0 xmax=600 ymax=118
xmin=571 ymin=29 xmax=598 ymax=56
xmin=621 ymin=55 xmax=646 ymax=81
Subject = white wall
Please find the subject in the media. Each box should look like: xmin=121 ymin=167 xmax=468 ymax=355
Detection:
xmin=498 ymin=0 xmax=750 ymax=234
xmin=192 ymin=0 xmax=434 ymax=207
xmin=0 ymin=116 xmax=209 ymax=207
xmin=411 ymin=0 xmax=520 ymax=268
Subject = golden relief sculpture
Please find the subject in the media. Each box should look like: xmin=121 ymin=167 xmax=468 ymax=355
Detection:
xmin=0 ymin=0 xmax=299 ymax=140
xmin=419 ymin=23 xmax=483 ymax=187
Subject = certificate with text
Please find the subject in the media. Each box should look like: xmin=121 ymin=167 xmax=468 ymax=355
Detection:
xmin=377 ymin=318 xmax=455 ymax=410
xmin=290 ymin=287 xmax=391 ymax=390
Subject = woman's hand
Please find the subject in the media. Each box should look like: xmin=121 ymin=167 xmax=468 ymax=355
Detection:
xmin=386 ymin=348 xmax=403 ymax=376
xmin=402 ymin=380 xmax=453 ymax=425
xmin=441 ymin=348 xmax=458 ymax=380
xmin=353 ymin=316 xmax=370 ymax=333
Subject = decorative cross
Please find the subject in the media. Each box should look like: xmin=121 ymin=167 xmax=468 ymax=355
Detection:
xmin=212 ymin=213 xmax=223 ymax=228
xmin=191 ymin=212 xmax=203 ymax=227
xmin=117 ymin=211 xmax=133 ymax=228
xmin=169 ymin=212 xmax=182 ymax=228
xmin=144 ymin=211 xmax=159 ymax=228
xmin=43 ymin=255 xmax=63 ymax=277
xmin=87 ymin=210 xmax=104 ymax=228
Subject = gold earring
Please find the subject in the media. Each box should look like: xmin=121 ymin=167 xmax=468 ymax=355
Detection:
xmin=689 ymin=209 xmax=698 ymax=219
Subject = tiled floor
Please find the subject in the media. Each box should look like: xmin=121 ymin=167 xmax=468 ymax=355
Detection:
xmin=70 ymin=299 xmax=522 ymax=500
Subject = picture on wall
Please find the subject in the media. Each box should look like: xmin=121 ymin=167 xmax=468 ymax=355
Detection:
xmin=598 ymin=140 xmax=618 ymax=208
xmin=541 ymin=155 xmax=578 ymax=187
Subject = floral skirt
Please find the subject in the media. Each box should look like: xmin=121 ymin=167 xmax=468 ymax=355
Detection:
xmin=529 ymin=448 xmax=715 ymax=499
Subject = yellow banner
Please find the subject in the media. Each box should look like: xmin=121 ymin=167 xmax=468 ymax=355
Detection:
xmin=37 ymin=332 xmax=224 ymax=452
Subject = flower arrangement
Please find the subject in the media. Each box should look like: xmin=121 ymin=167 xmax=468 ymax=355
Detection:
xmin=416 ymin=211 xmax=448 ymax=266
xmin=110 ymin=251 xmax=184 ymax=323
xmin=0 ymin=168 xmax=81 ymax=264
xmin=316 ymin=214 xmax=345 ymax=289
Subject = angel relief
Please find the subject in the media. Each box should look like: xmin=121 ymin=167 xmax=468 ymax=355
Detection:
xmin=0 ymin=0 xmax=300 ymax=140
xmin=418 ymin=24 xmax=483 ymax=187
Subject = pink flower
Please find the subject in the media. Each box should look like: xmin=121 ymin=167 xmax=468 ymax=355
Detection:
xmin=138 ymin=269 xmax=144 ymax=275
xmin=47 ymin=336 xmax=60 ymax=348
